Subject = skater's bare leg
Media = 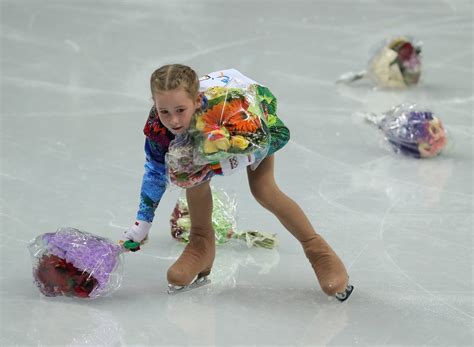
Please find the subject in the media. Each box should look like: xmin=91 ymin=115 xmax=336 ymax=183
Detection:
xmin=186 ymin=180 xmax=214 ymax=231
xmin=247 ymin=156 xmax=351 ymax=298
xmin=167 ymin=181 xmax=216 ymax=288
xmin=247 ymin=155 xmax=316 ymax=242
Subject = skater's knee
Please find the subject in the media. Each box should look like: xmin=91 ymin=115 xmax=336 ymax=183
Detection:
xmin=186 ymin=180 xmax=211 ymax=197
xmin=250 ymin=183 xmax=281 ymax=211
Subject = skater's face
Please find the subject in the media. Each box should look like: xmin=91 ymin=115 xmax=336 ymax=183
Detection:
xmin=154 ymin=88 xmax=201 ymax=135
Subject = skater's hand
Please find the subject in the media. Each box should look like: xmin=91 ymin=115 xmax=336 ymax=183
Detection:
xmin=124 ymin=220 xmax=152 ymax=243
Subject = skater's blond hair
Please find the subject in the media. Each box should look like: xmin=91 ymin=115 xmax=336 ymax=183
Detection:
xmin=150 ymin=64 xmax=199 ymax=99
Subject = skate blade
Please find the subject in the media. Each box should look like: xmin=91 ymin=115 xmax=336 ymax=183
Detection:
xmin=167 ymin=275 xmax=211 ymax=295
xmin=335 ymin=284 xmax=354 ymax=302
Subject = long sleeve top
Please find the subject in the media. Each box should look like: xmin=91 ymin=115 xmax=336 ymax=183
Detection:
xmin=135 ymin=68 xmax=290 ymax=223
xmin=135 ymin=106 xmax=174 ymax=222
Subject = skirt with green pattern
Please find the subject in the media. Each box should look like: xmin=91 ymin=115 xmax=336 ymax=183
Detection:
xmin=255 ymin=85 xmax=290 ymax=157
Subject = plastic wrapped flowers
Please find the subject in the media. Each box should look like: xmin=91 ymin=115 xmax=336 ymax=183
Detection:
xmin=170 ymin=188 xmax=278 ymax=249
xmin=190 ymin=82 xmax=271 ymax=164
xmin=366 ymin=103 xmax=447 ymax=158
xmin=28 ymin=228 xmax=124 ymax=299
xmin=166 ymin=132 xmax=215 ymax=189
xmin=338 ymin=36 xmax=422 ymax=88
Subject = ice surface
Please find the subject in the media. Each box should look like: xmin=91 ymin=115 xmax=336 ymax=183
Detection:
xmin=1 ymin=0 xmax=472 ymax=346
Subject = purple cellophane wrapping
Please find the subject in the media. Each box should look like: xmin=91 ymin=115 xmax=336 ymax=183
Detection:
xmin=376 ymin=103 xmax=447 ymax=158
xmin=31 ymin=227 xmax=124 ymax=298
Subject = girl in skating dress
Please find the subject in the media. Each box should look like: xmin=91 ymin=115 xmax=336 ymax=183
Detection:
xmin=123 ymin=64 xmax=353 ymax=301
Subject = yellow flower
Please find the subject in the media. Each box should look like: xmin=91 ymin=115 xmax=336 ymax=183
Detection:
xmin=204 ymin=140 xmax=218 ymax=153
xmin=428 ymin=118 xmax=444 ymax=141
xmin=203 ymin=127 xmax=231 ymax=153
xmin=195 ymin=115 xmax=206 ymax=131
xmin=230 ymin=135 xmax=249 ymax=150
xmin=206 ymin=86 xmax=227 ymax=99
xmin=214 ymin=137 xmax=231 ymax=150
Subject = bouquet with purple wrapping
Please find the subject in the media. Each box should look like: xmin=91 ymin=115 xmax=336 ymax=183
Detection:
xmin=337 ymin=36 xmax=422 ymax=88
xmin=366 ymin=103 xmax=447 ymax=158
xmin=28 ymin=228 xmax=124 ymax=299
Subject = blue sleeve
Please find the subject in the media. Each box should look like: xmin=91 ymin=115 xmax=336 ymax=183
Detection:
xmin=136 ymin=139 xmax=168 ymax=223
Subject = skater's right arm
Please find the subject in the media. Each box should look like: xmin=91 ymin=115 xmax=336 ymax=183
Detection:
xmin=124 ymin=137 xmax=168 ymax=243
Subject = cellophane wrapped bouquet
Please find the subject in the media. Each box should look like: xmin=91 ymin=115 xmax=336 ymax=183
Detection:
xmin=28 ymin=228 xmax=124 ymax=299
xmin=166 ymin=132 xmax=215 ymax=189
xmin=191 ymin=83 xmax=270 ymax=163
xmin=366 ymin=103 xmax=447 ymax=158
xmin=170 ymin=188 xmax=277 ymax=249
xmin=338 ymin=36 xmax=422 ymax=88
xmin=166 ymin=79 xmax=274 ymax=189
xmin=190 ymin=80 xmax=271 ymax=165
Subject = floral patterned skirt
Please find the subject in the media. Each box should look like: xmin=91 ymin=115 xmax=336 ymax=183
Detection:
xmin=256 ymin=85 xmax=290 ymax=157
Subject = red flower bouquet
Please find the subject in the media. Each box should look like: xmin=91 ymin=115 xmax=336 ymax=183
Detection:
xmin=34 ymin=254 xmax=99 ymax=298
xmin=28 ymin=228 xmax=124 ymax=299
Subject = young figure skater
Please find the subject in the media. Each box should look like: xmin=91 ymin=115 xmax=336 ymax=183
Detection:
xmin=124 ymin=64 xmax=353 ymax=301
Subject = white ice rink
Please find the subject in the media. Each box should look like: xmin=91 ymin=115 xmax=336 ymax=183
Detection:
xmin=1 ymin=0 xmax=473 ymax=346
